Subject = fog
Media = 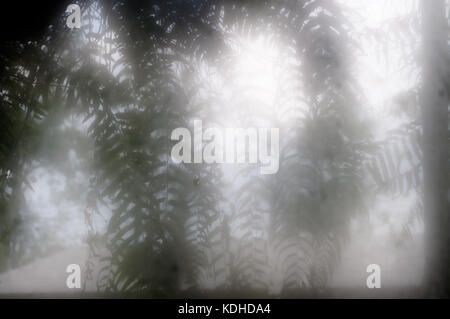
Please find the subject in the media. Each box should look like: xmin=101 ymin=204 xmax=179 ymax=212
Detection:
xmin=0 ymin=0 xmax=448 ymax=298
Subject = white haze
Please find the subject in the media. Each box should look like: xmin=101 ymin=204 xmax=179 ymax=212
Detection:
xmin=0 ymin=0 xmax=424 ymax=293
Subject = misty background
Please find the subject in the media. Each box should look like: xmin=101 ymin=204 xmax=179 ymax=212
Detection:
xmin=0 ymin=0 xmax=448 ymax=297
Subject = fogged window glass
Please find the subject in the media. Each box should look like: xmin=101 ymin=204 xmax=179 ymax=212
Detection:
xmin=0 ymin=0 xmax=448 ymax=298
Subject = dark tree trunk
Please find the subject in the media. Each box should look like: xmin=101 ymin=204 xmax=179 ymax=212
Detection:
xmin=421 ymin=0 xmax=450 ymax=298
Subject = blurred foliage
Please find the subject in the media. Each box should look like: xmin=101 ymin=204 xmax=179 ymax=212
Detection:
xmin=0 ymin=0 xmax=374 ymax=295
xmin=1 ymin=0 xmax=447 ymax=297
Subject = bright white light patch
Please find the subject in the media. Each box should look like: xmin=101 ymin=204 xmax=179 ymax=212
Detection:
xmin=229 ymin=35 xmax=281 ymax=116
